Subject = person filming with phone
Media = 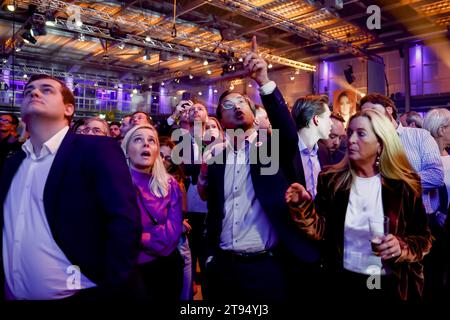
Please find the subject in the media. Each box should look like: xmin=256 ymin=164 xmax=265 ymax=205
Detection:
xmin=285 ymin=109 xmax=432 ymax=303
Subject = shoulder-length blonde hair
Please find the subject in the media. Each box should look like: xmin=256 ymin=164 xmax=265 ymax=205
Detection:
xmin=121 ymin=124 xmax=170 ymax=198
xmin=325 ymin=109 xmax=421 ymax=197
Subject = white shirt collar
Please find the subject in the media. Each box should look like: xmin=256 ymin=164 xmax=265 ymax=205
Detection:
xmin=224 ymin=129 xmax=257 ymax=151
xmin=298 ymin=133 xmax=318 ymax=154
xmin=22 ymin=126 xmax=70 ymax=160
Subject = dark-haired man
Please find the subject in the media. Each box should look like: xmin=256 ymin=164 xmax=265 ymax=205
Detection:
xmin=290 ymin=94 xmax=333 ymax=197
xmin=0 ymin=74 xmax=141 ymax=300
xmin=204 ymin=37 xmax=320 ymax=301
xmin=318 ymin=112 xmax=347 ymax=166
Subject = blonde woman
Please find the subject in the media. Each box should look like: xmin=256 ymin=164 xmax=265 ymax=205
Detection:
xmin=121 ymin=124 xmax=183 ymax=302
xmin=285 ymin=109 xmax=432 ymax=302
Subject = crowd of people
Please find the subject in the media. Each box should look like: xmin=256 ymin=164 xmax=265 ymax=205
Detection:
xmin=0 ymin=37 xmax=449 ymax=304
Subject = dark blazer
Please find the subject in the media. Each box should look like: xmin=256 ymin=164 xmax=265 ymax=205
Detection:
xmin=205 ymin=87 xmax=320 ymax=264
xmin=291 ymin=169 xmax=432 ymax=300
xmin=0 ymin=132 xmax=142 ymax=299
xmin=173 ymin=131 xmax=202 ymax=189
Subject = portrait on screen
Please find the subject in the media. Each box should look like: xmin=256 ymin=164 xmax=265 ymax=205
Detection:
xmin=333 ymin=89 xmax=357 ymax=127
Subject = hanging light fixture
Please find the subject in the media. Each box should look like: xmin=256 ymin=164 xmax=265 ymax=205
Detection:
xmin=45 ymin=11 xmax=56 ymax=27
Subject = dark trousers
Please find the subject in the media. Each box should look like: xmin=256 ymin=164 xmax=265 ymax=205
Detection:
xmin=186 ymin=212 xmax=207 ymax=283
xmin=137 ymin=250 xmax=184 ymax=303
xmin=205 ymin=249 xmax=287 ymax=302
xmin=424 ymin=213 xmax=447 ymax=303
xmin=280 ymin=255 xmax=324 ymax=302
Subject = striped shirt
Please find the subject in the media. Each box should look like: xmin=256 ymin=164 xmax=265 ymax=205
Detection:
xmin=397 ymin=123 xmax=444 ymax=213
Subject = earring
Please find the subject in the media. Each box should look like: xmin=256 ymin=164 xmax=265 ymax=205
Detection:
xmin=375 ymin=154 xmax=380 ymax=167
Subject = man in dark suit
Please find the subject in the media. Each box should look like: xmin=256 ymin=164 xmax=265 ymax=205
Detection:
xmin=203 ymin=37 xmax=320 ymax=301
xmin=0 ymin=74 xmax=142 ymax=300
xmin=318 ymin=112 xmax=347 ymax=167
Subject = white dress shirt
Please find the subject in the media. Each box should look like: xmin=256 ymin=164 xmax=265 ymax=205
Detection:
xmin=220 ymin=131 xmax=278 ymax=253
xmin=343 ymin=174 xmax=390 ymax=275
xmin=3 ymin=126 xmax=96 ymax=300
xmin=297 ymin=136 xmax=321 ymax=199
xmin=396 ymin=123 xmax=444 ymax=214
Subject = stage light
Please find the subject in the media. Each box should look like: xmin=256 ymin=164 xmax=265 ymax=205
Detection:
xmin=344 ymin=65 xmax=355 ymax=84
xmin=22 ymin=30 xmax=37 ymax=44
xmin=45 ymin=11 xmax=56 ymax=27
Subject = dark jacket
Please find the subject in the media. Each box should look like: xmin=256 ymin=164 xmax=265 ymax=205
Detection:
xmin=290 ymin=169 xmax=432 ymax=300
xmin=0 ymin=132 xmax=142 ymax=299
xmin=205 ymin=87 xmax=320 ymax=264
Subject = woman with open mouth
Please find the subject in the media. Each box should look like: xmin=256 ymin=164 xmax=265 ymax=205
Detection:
xmin=121 ymin=124 xmax=184 ymax=302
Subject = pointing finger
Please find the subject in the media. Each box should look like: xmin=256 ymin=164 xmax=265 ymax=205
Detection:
xmin=251 ymin=35 xmax=258 ymax=53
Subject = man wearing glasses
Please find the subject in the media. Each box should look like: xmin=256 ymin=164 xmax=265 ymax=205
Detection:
xmin=0 ymin=74 xmax=142 ymax=301
xmin=203 ymin=37 xmax=319 ymax=301
xmin=81 ymin=117 xmax=110 ymax=136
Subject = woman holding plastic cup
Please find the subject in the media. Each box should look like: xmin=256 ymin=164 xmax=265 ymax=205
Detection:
xmin=285 ymin=109 xmax=432 ymax=302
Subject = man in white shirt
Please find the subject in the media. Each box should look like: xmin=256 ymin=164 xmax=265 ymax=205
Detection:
xmin=290 ymin=95 xmax=333 ymax=198
xmin=204 ymin=37 xmax=320 ymax=301
xmin=0 ymin=74 xmax=141 ymax=300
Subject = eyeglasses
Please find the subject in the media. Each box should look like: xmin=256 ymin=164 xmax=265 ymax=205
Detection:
xmin=81 ymin=127 xmax=106 ymax=136
xmin=0 ymin=118 xmax=12 ymax=124
xmin=160 ymin=152 xmax=172 ymax=162
xmin=221 ymin=97 xmax=246 ymax=110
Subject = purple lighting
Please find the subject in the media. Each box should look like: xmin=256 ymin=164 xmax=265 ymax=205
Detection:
xmin=208 ymin=85 xmax=214 ymax=114
xmin=414 ymin=44 xmax=423 ymax=95
xmin=320 ymin=61 xmax=329 ymax=93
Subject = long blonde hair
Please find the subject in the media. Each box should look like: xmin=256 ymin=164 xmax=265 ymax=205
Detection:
xmin=121 ymin=124 xmax=170 ymax=198
xmin=326 ymin=109 xmax=421 ymax=197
